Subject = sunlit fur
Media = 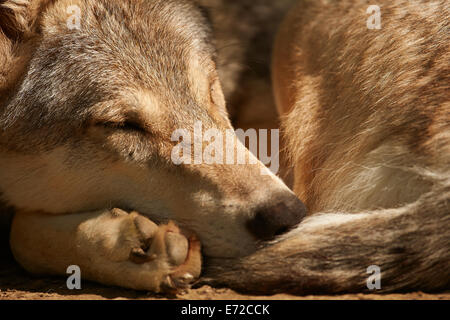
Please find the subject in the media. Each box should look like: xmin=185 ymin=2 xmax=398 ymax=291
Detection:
xmin=206 ymin=0 xmax=449 ymax=294
xmin=0 ymin=0 xmax=297 ymax=291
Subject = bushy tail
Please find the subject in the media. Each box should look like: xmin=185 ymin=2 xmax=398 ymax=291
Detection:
xmin=203 ymin=178 xmax=450 ymax=295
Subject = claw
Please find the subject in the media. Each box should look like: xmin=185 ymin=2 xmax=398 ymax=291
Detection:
xmin=129 ymin=247 xmax=157 ymax=264
xmin=171 ymin=273 xmax=194 ymax=288
xmin=160 ymin=275 xmax=178 ymax=294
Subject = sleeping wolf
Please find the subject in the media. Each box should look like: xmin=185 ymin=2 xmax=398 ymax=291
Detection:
xmin=1 ymin=0 xmax=448 ymax=294
xmin=0 ymin=0 xmax=305 ymax=292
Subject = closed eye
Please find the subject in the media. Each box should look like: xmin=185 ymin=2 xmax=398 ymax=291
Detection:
xmin=97 ymin=120 xmax=146 ymax=133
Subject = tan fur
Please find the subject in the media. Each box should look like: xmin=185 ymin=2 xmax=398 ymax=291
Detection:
xmin=205 ymin=0 xmax=449 ymax=294
xmin=0 ymin=0 xmax=306 ymax=293
xmin=274 ymin=0 xmax=450 ymax=213
xmin=1 ymin=0 xmax=448 ymax=295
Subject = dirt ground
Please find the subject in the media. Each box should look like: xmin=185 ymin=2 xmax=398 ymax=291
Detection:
xmin=0 ymin=250 xmax=448 ymax=300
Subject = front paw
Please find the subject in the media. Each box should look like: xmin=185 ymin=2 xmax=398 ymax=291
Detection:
xmin=126 ymin=211 xmax=202 ymax=293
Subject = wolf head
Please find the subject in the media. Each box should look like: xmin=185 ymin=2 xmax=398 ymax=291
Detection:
xmin=0 ymin=0 xmax=306 ymax=257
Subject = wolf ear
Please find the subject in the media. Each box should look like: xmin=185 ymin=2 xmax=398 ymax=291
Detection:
xmin=0 ymin=1 xmax=49 ymax=98
xmin=0 ymin=0 xmax=50 ymax=40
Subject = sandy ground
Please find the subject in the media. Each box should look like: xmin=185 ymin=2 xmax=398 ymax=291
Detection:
xmin=1 ymin=250 xmax=448 ymax=301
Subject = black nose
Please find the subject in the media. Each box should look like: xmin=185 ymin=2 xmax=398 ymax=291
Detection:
xmin=246 ymin=196 xmax=307 ymax=240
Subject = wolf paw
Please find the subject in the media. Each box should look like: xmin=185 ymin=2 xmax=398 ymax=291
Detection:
xmin=115 ymin=209 xmax=202 ymax=293
xmin=10 ymin=208 xmax=202 ymax=294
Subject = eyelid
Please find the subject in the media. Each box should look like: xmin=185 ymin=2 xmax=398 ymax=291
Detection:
xmin=96 ymin=119 xmax=146 ymax=133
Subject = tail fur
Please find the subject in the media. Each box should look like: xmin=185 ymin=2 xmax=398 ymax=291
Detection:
xmin=204 ymin=176 xmax=450 ymax=294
